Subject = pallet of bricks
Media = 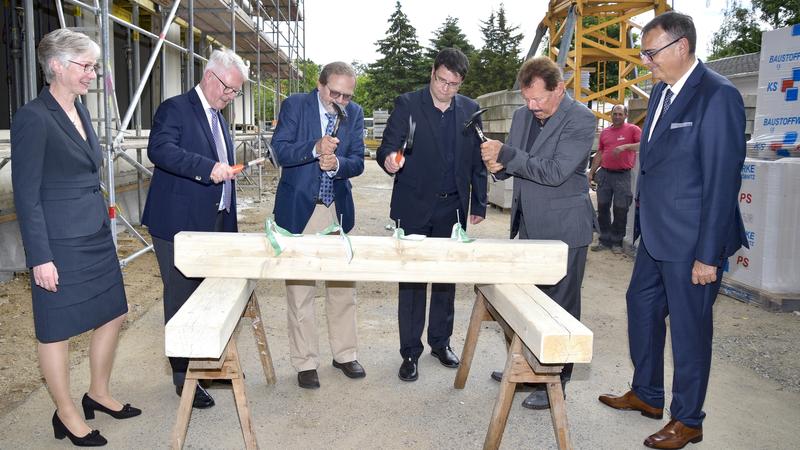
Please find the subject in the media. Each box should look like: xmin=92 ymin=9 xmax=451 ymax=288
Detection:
xmin=722 ymin=25 xmax=800 ymax=312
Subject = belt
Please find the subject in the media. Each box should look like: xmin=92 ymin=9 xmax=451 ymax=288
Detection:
xmin=438 ymin=191 xmax=458 ymax=199
xmin=603 ymin=168 xmax=631 ymax=173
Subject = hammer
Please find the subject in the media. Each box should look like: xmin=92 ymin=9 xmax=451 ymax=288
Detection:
xmin=330 ymin=102 xmax=348 ymax=138
xmin=463 ymin=107 xmax=489 ymax=142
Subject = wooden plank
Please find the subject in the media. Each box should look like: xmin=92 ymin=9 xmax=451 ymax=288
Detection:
xmin=174 ymin=232 xmax=568 ymax=284
xmin=165 ymin=278 xmax=256 ymax=358
xmin=477 ymin=284 xmax=593 ymax=364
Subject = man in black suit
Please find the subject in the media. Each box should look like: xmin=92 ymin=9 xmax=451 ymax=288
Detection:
xmin=142 ymin=49 xmax=246 ymax=408
xmin=377 ymin=48 xmax=487 ymax=382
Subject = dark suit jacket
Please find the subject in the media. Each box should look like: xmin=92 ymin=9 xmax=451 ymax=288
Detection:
xmin=271 ymin=89 xmax=365 ymax=233
xmin=635 ymin=61 xmax=748 ymax=264
xmin=11 ymin=87 xmax=108 ymax=267
xmin=495 ymin=94 xmax=597 ymax=247
xmin=142 ymin=88 xmax=238 ymax=241
xmin=376 ymin=87 xmax=487 ymax=229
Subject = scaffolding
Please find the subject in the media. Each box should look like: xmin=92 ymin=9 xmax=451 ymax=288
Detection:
xmin=0 ymin=0 xmax=304 ymax=268
xmin=539 ymin=0 xmax=671 ymax=125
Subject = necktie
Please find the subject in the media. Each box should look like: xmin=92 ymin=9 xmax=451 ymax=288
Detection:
xmin=317 ymin=112 xmax=337 ymax=206
xmin=659 ymin=88 xmax=673 ymax=120
xmin=209 ymin=108 xmax=231 ymax=212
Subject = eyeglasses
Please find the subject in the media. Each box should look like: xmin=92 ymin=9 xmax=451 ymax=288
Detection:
xmin=639 ymin=35 xmax=684 ymax=61
xmin=211 ymin=71 xmax=243 ymax=97
xmin=521 ymin=91 xmax=553 ymax=105
xmin=327 ymin=88 xmax=353 ymax=101
xmin=433 ymin=74 xmax=462 ymax=90
xmin=68 ymin=60 xmax=102 ymax=74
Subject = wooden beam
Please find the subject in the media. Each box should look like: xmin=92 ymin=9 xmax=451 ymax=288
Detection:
xmin=477 ymin=284 xmax=593 ymax=364
xmin=165 ymin=278 xmax=256 ymax=358
xmin=174 ymin=232 xmax=569 ymax=284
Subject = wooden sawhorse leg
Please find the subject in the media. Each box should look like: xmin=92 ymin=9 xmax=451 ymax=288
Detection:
xmin=455 ymin=288 xmax=492 ymax=389
xmin=242 ymin=292 xmax=276 ymax=385
xmin=170 ymin=293 xmax=274 ymax=449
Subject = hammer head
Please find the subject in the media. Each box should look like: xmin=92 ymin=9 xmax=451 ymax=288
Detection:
xmin=330 ymin=102 xmax=348 ymax=137
xmin=463 ymin=107 xmax=488 ymax=131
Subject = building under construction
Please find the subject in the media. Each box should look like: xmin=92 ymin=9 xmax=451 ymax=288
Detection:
xmin=0 ymin=0 xmax=304 ymax=275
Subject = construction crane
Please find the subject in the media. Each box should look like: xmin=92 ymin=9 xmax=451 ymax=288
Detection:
xmin=522 ymin=1 xmax=672 ymax=125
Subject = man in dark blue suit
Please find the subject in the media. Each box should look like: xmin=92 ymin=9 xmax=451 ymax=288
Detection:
xmin=142 ymin=49 xmax=247 ymax=409
xmin=598 ymin=12 xmax=748 ymax=449
xmin=377 ymin=48 xmax=487 ymax=382
xmin=271 ymin=61 xmax=366 ymax=389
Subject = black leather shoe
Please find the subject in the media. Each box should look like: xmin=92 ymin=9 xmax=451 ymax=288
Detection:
xmin=298 ymin=369 xmax=320 ymax=389
xmin=490 ymin=371 xmax=542 ymax=392
xmin=333 ymin=359 xmax=366 ymax=378
xmin=431 ymin=346 xmax=460 ymax=368
xmin=491 ymin=370 xmax=504 ymax=382
xmin=521 ymin=386 xmax=566 ymax=410
xmin=398 ymin=357 xmax=418 ymax=382
xmin=52 ymin=410 xmax=107 ymax=446
xmin=175 ymin=384 xmax=215 ymax=409
xmin=82 ymin=394 xmax=141 ymax=420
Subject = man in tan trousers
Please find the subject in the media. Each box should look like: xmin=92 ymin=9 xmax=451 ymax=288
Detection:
xmin=270 ymin=61 xmax=366 ymax=389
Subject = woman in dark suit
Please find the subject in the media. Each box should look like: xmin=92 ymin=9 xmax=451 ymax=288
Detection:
xmin=11 ymin=28 xmax=140 ymax=447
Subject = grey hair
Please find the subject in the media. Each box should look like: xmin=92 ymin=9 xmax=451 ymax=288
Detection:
xmin=319 ymin=61 xmax=356 ymax=85
xmin=37 ymin=28 xmax=100 ymax=83
xmin=205 ymin=49 xmax=249 ymax=80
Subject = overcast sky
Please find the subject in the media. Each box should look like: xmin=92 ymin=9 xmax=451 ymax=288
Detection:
xmin=300 ymin=0 xmax=745 ymax=65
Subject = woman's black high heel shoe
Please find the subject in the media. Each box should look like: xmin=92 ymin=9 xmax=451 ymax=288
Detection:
xmin=82 ymin=393 xmax=142 ymax=420
xmin=52 ymin=410 xmax=107 ymax=447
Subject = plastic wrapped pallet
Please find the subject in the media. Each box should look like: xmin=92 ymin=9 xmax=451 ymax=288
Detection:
xmin=724 ymin=158 xmax=800 ymax=293
xmin=745 ymin=25 xmax=800 ymax=159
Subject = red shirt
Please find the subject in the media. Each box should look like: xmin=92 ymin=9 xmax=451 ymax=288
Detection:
xmin=598 ymin=122 xmax=641 ymax=170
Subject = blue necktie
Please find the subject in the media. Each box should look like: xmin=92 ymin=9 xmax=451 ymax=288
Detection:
xmin=659 ymin=88 xmax=673 ymax=120
xmin=209 ymin=108 xmax=231 ymax=212
xmin=318 ymin=112 xmax=337 ymax=206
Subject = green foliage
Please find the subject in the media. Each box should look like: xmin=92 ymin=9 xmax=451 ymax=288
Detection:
xmin=425 ymin=16 xmax=476 ymax=61
xmin=366 ymin=1 xmax=428 ymax=112
xmin=253 ymin=59 xmax=320 ymax=122
xmin=708 ymin=1 xmax=762 ymax=61
xmin=751 ymin=0 xmax=800 ymax=29
xmin=461 ymin=4 xmax=523 ymax=98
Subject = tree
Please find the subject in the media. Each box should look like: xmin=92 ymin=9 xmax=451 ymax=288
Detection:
xmin=367 ymin=1 xmax=428 ymax=112
xmin=751 ymin=0 xmax=800 ymax=29
xmin=462 ymin=4 xmax=523 ymax=98
xmin=708 ymin=1 xmax=762 ymax=61
xmin=425 ymin=16 xmax=475 ymax=61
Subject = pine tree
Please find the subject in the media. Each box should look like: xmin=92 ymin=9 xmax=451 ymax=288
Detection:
xmin=463 ymin=4 xmax=523 ymax=97
xmin=426 ymin=16 xmax=475 ymax=60
xmin=367 ymin=1 xmax=428 ymax=111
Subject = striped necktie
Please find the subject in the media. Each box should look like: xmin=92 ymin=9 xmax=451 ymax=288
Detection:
xmin=317 ymin=112 xmax=337 ymax=206
xmin=209 ymin=108 xmax=231 ymax=212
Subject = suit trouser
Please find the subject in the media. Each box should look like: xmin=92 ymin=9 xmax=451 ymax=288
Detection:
xmin=153 ymin=211 xmax=227 ymax=386
xmin=519 ymin=212 xmax=587 ymax=382
xmin=596 ymin=169 xmax=633 ymax=247
xmin=398 ymin=193 xmax=462 ymax=359
xmin=286 ymin=202 xmax=358 ymax=372
xmin=627 ymin=239 xmax=721 ymax=428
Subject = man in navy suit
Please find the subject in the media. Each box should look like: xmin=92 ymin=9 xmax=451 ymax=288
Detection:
xmin=271 ymin=61 xmax=366 ymax=389
xmin=598 ymin=12 xmax=748 ymax=449
xmin=377 ymin=48 xmax=487 ymax=382
xmin=142 ymin=49 xmax=247 ymax=409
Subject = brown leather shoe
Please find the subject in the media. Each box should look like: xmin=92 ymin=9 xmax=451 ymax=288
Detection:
xmin=644 ymin=419 xmax=703 ymax=449
xmin=598 ymin=390 xmax=663 ymax=419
